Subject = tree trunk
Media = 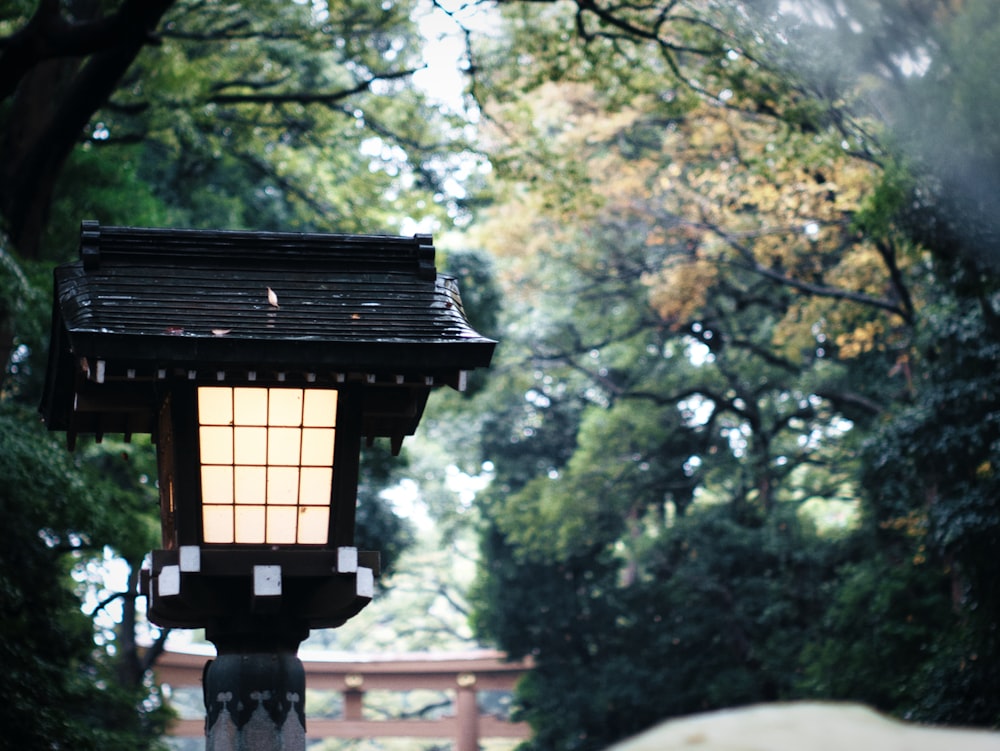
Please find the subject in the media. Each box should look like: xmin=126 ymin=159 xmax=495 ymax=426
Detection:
xmin=0 ymin=57 xmax=82 ymax=259
xmin=0 ymin=0 xmax=176 ymax=259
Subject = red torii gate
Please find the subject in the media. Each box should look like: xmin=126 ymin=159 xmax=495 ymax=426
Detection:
xmin=156 ymin=648 xmax=532 ymax=750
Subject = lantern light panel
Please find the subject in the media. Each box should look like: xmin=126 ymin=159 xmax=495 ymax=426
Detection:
xmin=198 ymin=386 xmax=338 ymax=545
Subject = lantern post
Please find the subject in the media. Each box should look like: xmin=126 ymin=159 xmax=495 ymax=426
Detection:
xmin=41 ymin=221 xmax=495 ymax=749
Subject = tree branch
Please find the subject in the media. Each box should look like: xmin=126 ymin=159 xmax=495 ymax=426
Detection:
xmin=695 ymin=218 xmax=913 ymax=321
xmin=140 ymin=627 xmax=171 ymax=674
xmin=208 ymin=67 xmax=423 ymax=107
xmin=1 ymin=0 xmax=175 ymax=257
xmin=0 ymin=0 xmax=173 ymax=101
xmin=815 ymin=388 xmax=884 ymax=417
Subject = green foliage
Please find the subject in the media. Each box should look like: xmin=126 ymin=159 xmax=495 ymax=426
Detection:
xmin=0 ymin=401 xmax=168 ymax=750
xmin=475 ymin=502 xmax=844 ymax=751
xmin=493 ymin=400 xmax=699 ymax=563
xmin=465 ymin=1 xmax=1000 ymax=745
xmin=116 ymin=0 xmax=464 ymax=236
xmin=849 ymin=283 xmax=1000 ymax=725
xmin=0 ymin=241 xmax=47 ymax=399
xmin=355 ymin=442 xmax=415 ymax=577
xmin=0 ymin=4 xmax=438 ymax=743
xmin=42 ymin=145 xmax=172 ymax=263
xmin=852 ymin=159 xmax=916 ymax=239
xmin=798 ymin=549 xmax=954 ymax=713
xmin=9 ymin=0 xmax=476 ymax=260
xmin=4 ymin=0 xmax=1000 ymax=747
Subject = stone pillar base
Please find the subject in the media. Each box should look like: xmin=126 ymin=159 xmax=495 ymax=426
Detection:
xmin=204 ymin=652 xmax=305 ymax=751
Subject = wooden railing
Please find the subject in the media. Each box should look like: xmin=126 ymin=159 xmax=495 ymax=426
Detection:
xmin=156 ymin=648 xmax=532 ymax=751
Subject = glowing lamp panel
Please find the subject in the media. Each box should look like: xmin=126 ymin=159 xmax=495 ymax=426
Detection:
xmin=198 ymin=387 xmax=337 ymax=545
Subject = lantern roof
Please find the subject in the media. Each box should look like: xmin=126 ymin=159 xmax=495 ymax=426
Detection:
xmin=41 ymin=221 xmax=495 ymax=444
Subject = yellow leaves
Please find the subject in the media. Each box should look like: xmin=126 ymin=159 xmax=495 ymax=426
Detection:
xmin=480 ymin=70 xmax=912 ymax=372
xmin=772 ymin=296 xmax=829 ymax=364
xmin=594 ymin=157 xmax=655 ymax=204
xmin=645 ymin=227 xmax=671 ymax=248
xmin=741 ymin=179 xmax=783 ymax=214
xmin=879 ymin=510 xmax=928 ymax=538
xmin=645 ymin=257 xmax=718 ymax=328
xmin=836 ymin=320 xmax=886 ymax=359
xmin=879 ymin=511 xmax=931 ymax=565
xmin=823 ymin=243 xmax=888 ymax=296
xmin=687 ymin=117 xmax=732 ymax=150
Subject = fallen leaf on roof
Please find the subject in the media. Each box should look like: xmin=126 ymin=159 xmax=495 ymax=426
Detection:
xmin=267 ymin=287 xmax=279 ymax=308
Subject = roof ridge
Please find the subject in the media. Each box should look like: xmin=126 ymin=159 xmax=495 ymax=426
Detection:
xmin=79 ymin=220 xmax=436 ymax=280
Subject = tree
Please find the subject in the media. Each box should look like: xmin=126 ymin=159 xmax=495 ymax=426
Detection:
xmin=462 ymin=0 xmax=1000 ymax=744
xmin=463 ymin=85 xmax=865 ymax=746
xmin=1 ymin=3 xmax=449 ymax=741
xmin=1 ymin=0 xmax=472 ymax=261
xmin=0 ymin=395 xmax=171 ymax=749
xmin=0 ymin=0 xmax=176 ymax=258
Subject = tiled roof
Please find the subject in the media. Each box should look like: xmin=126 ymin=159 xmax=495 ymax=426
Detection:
xmin=58 ymin=222 xmax=492 ymax=369
xmin=41 ymin=222 xmax=495 ymax=440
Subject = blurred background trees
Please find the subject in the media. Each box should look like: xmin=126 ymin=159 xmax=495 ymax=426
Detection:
xmin=465 ymin=0 xmax=1000 ymax=746
xmin=0 ymin=0 xmax=998 ymax=748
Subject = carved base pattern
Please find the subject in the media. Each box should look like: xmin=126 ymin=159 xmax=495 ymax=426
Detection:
xmin=204 ymin=653 xmax=305 ymax=751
